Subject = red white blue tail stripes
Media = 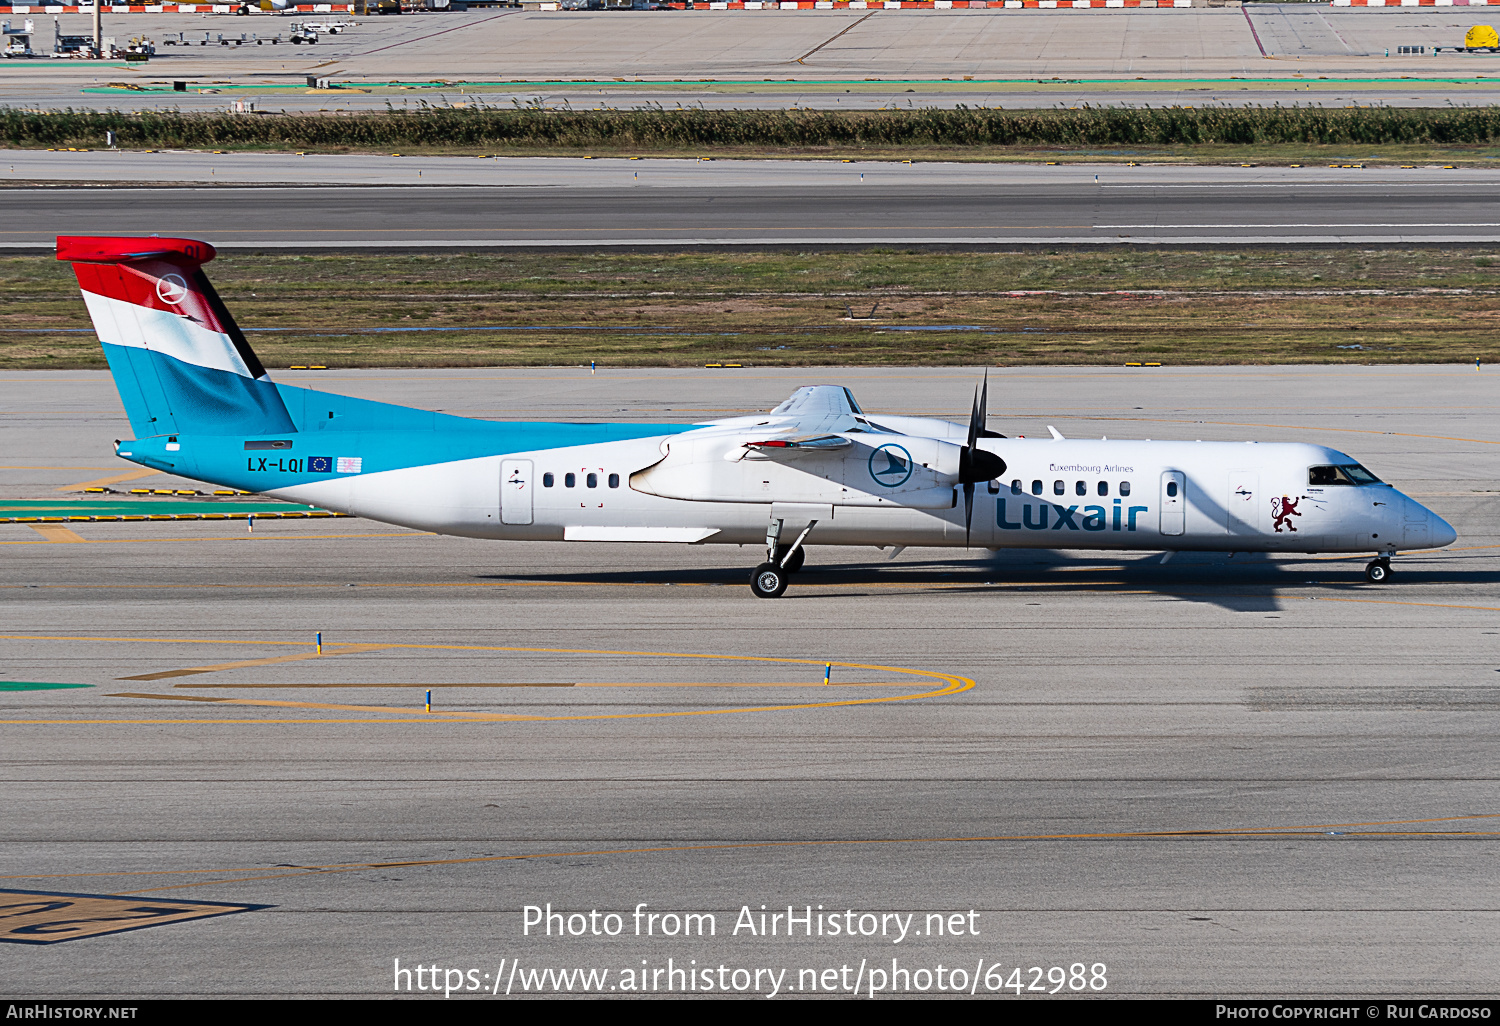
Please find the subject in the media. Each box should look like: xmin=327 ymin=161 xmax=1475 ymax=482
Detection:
xmin=58 ymin=236 xmax=295 ymax=438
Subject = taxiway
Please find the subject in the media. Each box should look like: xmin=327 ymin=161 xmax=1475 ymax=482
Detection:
xmin=3 ymin=365 xmax=1498 ymax=996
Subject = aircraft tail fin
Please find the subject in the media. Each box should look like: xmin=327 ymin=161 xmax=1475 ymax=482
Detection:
xmin=57 ymin=235 xmax=295 ymax=439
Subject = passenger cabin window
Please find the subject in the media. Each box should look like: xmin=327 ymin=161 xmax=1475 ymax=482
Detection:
xmin=1053 ymin=480 xmax=1065 ymax=496
xmin=1075 ymin=480 xmax=1087 ymax=496
xmin=1166 ymin=481 xmax=1179 ymax=497
xmin=1098 ymin=481 xmax=1109 ymax=496
xmin=564 ymin=473 xmax=576 ymax=488
xmin=586 ymin=473 xmax=598 ymax=488
xmin=608 ymin=473 xmax=620 ymax=489
xmin=1011 ymin=479 xmax=1023 ymax=495
xmin=987 ymin=480 xmax=1000 ymax=495
xmin=1309 ymin=464 xmax=1381 ymax=486
xmin=1120 ymin=481 xmax=1131 ymax=497
xmin=1031 ymin=480 xmax=1043 ymax=495
xmin=543 ymin=473 xmax=554 ymax=488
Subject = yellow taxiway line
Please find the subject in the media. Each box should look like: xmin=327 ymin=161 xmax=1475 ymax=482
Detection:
xmin=116 ymin=644 xmax=394 ymax=681
xmin=5 ymin=811 xmax=1496 ymax=896
xmin=0 ymin=634 xmax=975 ymax=725
xmin=58 ymin=469 xmax=160 ymax=492
xmin=29 ymin=525 xmax=87 ymax=543
xmin=178 ymin=681 xmax=915 ymax=689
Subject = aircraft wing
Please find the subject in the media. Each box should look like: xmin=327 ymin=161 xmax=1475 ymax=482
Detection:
xmin=766 ymin=385 xmax=864 ymax=436
xmin=687 ymin=386 xmax=864 ymax=462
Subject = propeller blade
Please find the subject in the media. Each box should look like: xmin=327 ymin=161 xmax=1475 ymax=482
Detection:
xmin=967 ymin=385 xmax=981 ymax=451
xmin=966 ymin=370 xmax=990 ymax=448
xmin=963 ymin=480 xmax=975 ymax=547
xmin=962 ymin=369 xmax=1000 ymax=546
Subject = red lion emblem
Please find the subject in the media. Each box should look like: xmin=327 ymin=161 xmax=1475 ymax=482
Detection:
xmin=1271 ymin=495 xmax=1302 ymax=533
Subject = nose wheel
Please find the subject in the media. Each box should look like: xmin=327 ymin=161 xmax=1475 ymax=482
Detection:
xmin=753 ymin=517 xmax=815 ymax=597
xmin=1365 ymin=557 xmax=1392 ymax=583
xmin=750 ymin=562 xmax=790 ymax=599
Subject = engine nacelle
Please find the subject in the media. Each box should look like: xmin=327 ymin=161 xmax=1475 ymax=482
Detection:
xmin=862 ymin=414 xmax=970 ymax=442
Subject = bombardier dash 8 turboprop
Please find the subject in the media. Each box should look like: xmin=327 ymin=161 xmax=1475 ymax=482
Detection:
xmin=59 ymin=235 xmax=1457 ymax=597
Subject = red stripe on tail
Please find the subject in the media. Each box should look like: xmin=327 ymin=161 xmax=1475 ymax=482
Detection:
xmin=71 ymin=260 xmax=233 ymax=335
xmin=56 ymin=235 xmax=216 ymax=266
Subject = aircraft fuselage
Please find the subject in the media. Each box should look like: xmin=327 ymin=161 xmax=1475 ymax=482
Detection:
xmin=118 ymin=430 xmax=1452 ymax=556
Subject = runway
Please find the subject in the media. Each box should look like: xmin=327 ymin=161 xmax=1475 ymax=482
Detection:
xmin=9 ymin=6 xmax=1500 ymax=109
xmin=3 ymin=365 xmax=1499 ymax=996
xmin=8 ymin=159 xmax=1500 ymax=248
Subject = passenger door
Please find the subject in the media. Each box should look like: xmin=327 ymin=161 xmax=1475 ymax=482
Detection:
xmin=1160 ymin=471 xmax=1186 ymax=536
xmin=501 ymin=459 xmax=533 ymax=525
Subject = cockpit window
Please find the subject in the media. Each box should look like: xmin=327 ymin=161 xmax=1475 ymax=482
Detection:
xmin=1309 ymin=464 xmax=1382 ymax=486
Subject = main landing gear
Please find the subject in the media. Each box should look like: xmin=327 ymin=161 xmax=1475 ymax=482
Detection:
xmin=1365 ymin=556 xmax=1393 ymax=583
xmin=772 ymin=544 xmax=805 ymax=574
xmin=750 ymin=518 xmax=815 ymax=598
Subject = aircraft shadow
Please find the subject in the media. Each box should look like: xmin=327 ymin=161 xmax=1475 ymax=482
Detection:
xmin=473 ymin=548 xmax=1494 ymax=611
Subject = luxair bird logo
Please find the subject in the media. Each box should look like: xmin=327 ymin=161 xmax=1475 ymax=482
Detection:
xmin=1271 ymin=495 xmax=1302 ymax=533
xmin=868 ymin=443 xmax=914 ymax=488
xmin=155 ymin=274 xmax=189 ymax=306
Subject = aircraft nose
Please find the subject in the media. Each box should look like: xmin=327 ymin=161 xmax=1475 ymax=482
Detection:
xmin=1396 ymin=495 xmax=1457 ymax=549
xmin=1405 ymin=495 xmax=1457 ymax=548
xmin=1430 ymin=511 xmax=1458 ymax=548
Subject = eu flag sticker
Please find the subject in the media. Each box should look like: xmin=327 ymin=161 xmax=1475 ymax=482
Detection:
xmin=309 ymin=456 xmax=333 ymax=473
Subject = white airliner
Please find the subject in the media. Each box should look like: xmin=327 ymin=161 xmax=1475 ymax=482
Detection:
xmin=58 ymin=234 xmax=1456 ymax=597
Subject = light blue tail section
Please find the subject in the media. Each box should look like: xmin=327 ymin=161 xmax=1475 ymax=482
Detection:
xmin=67 ymin=241 xmax=296 ymax=439
xmin=100 ymin=340 xmax=298 ymax=439
xmin=98 ymin=340 xmax=179 ymax=438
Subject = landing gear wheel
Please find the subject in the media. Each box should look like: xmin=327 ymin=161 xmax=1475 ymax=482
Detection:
xmin=1365 ymin=559 xmax=1390 ymax=583
xmin=750 ymin=562 xmax=789 ymax=598
xmin=773 ymin=545 xmax=805 ymax=574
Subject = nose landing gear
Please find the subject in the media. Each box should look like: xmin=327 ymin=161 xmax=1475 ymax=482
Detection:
xmin=750 ymin=562 xmax=790 ymax=599
xmin=750 ymin=517 xmax=815 ymax=597
xmin=771 ymin=544 xmax=805 ymax=575
xmin=1364 ymin=557 xmax=1392 ymax=583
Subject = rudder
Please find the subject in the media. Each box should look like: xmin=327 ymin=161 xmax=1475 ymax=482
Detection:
xmin=58 ymin=235 xmax=295 ymax=438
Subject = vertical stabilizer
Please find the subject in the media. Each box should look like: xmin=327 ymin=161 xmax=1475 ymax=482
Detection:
xmin=58 ymin=235 xmax=295 ymax=438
